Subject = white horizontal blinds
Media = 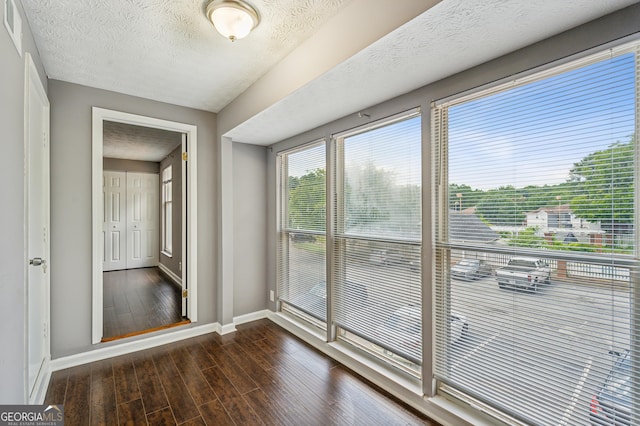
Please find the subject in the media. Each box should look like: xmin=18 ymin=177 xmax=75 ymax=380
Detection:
xmin=278 ymin=142 xmax=327 ymax=322
xmin=434 ymin=49 xmax=638 ymax=425
xmin=334 ymin=114 xmax=422 ymax=368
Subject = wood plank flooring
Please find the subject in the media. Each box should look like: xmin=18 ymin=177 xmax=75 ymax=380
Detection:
xmin=103 ymin=267 xmax=184 ymax=340
xmin=46 ymin=319 xmax=441 ymax=426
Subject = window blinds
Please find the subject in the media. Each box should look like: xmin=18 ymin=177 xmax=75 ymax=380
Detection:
xmin=433 ymin=49 xmax=638 ymax=425
xmin=277 ymin=141 xmax=327 ymax=323
xmin=333 ymin=113 xmax=423 ymax=370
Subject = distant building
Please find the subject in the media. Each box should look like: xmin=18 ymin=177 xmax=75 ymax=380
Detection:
xmin=525 ymin=204 xmax=600 ymax=231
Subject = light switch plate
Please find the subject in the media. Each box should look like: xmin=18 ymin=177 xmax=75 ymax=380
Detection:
xmin=4 ymin=0 xmax=22 ymax=57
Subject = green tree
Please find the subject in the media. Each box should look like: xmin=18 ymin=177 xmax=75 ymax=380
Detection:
xmin=568 ymin=137 xmax=634 ymax=226
xmin=288 ymin=169 xmax=325 ymax=231
xmin=448 ymin=184 xmax=484 ymax=212
xmin=508 ymin=226 xmax=544 ymax=248
xmin=475 ymin=186 xmax=526 ymax=226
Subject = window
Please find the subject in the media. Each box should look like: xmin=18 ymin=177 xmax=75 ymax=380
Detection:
xmin=277 ymin=141 xmax=327 ymax=324
xmin=333 ymin=111 xmax=422 ymax=373
xmin=161 ymin=165 xmax=172 ymax=255
xmin=433 ymin=46 xmax=638 ymax=424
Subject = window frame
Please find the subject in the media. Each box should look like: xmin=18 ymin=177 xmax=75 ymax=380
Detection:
xmin=161 ymin=164 xmax=173 ymax=256
xmin=331 ymin=109 xmax=424 ymax=373
xmin=431 ymin=41 xmax=640 ymax=425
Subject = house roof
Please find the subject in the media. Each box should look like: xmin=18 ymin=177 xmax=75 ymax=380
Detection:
xmin=450 ymin=212 xmax=500 ymax=243
xmin=526 ymin=204 xmax=572 ymax=215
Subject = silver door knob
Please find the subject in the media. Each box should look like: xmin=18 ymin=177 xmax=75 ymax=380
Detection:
xmin=29 ymin=257 xmax=45 ymax=266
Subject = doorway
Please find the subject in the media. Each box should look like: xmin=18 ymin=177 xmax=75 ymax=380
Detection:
xmin=91 ymin=108 xmax=198 ymax=344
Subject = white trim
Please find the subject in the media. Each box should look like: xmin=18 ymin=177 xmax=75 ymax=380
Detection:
xmin=4 ymin=0 xmax=22 ymax=56
xmin=158 ymin=263 xmax=182 ymax=286
xmin=52 ymin=322 xmax=218 ymax=372
xmin=233 ymin=309 xmax=269 ymax=325
xmin=29 ymin=358 xmax=50 ymax=404
xmin=219 ymin=323 xmax=237 ymax=335
xmin=92 ymin=108 xmax=198 ymax=344
xmin=24 ymin=52 xmax=50 ymax=404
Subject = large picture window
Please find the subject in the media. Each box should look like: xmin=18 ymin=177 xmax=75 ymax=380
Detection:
xmin=433 ymin=47 xmax=638 ymax=424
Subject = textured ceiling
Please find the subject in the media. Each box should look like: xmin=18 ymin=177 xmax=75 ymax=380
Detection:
xmin=227 ymin=0 xmax=639 ymax=145
xmin=20 ymin=0 xmax=350 ymax=112
xmin=20 ymin=0 xmax=638 ymax=147
xmin=103 ymin=121 xmax=182 ymax=162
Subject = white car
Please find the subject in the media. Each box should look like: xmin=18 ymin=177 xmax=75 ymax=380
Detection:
xmin=375 ymin=306 xmax=468 ymax=363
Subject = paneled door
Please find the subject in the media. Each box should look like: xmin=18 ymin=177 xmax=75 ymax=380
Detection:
xmin=103 ymin=171 xmax=127 ymax=271
xmin=126 ymin=173 xmax=159 ymax=269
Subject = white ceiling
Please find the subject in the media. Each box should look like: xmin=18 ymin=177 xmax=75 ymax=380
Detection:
xmin=21 ymin=0 xmax=638 ymax=147
xmin=103 ymin=121 xmax=182 ymax=162
xmin=20 ymin=0 xmax=350 ymax=112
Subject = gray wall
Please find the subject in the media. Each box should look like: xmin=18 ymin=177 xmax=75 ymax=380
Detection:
xmin=49 ymin=80 xmax=217 ymax=358
xmin=265 ymin=5 xmax=640 ymax=311
xmin=103 ymin=158 xmax=160 ymax=174
xmin=233 ymin=143 xmax=268 ymax=315
xmin=159 ymin=146 xmax=183 ymax=278
xmin=0 ymin=1 xmax=48 ymax=403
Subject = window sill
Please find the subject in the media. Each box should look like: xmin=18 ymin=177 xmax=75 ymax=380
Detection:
xmin=161 ymin=251 xmax=172 ymax=258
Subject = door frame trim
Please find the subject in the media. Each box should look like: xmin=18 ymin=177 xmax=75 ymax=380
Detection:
xmin=23 ymin=52 xmax=50 ymax=403
xmin=91 ymin=107 xmax=198 ymax=344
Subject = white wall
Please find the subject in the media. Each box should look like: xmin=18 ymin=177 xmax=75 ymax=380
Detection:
xmin=48 ymin=81 xmax=218 ymax=358
xmin=0 ymin=1 xmax=48 ymax=403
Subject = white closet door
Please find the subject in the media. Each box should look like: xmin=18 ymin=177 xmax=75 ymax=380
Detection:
xmin=103 ymin=171 xmax=127 ymax=271
xmin=126 ymin=172 xmax=159 ymax=269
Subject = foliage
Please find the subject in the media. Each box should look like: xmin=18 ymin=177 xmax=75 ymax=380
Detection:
xmin=508 ymin=227 xmax=544 ymax=248
xmin=568 ymin=138 xmax=635 ymax=226
xmin=288 ymin=169 xmax=326 ymax=231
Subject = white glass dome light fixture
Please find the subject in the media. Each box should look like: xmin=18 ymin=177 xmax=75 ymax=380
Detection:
xmin=206 ymin=0 xmax=260 ymax=42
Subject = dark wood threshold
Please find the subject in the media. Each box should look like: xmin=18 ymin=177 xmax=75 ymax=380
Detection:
xmin=101 ymin=319 xmax=191 ymax=342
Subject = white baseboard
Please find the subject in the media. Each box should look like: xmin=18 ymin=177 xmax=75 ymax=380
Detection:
xmin=30 ymin=356 xmax=51 ymax=404
xmin=234 ymin=309 xmax=269 ymax=325
xmin=219 ymin=322 xmax=236 ymax=335
xmin=50 ymin=322 xmax=218 ymax=372
xmin=158 ymin=263 xmax=182 ymax=286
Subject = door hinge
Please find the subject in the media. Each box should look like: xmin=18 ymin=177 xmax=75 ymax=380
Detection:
xmin=182 ymin=289 xmax=188 ymax=298
xmin=182 ymin=152 xmax=188 ymax=161
xmin=43 ymin=322 xmax=48 ymax=339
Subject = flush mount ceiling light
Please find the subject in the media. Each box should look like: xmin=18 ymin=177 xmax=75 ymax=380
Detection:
xmin=206 ymin=0 xmax=260 ymax=42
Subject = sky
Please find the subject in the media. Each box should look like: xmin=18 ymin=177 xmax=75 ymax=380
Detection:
xmin=448 ymin=52 xmax=636 ymax=190
xmin=286 ymin=52 xmax=636 ymax=193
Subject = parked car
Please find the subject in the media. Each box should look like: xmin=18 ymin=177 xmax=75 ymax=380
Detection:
xmin=369 ymin=249 xmax=406 ymax=266
xmin=289 ymin=280 xmax=367 ymax=320
xmin=451 ymin=259 xmax=492 ymax=280
xmin=495 ymin=256 xmax=551 ymax=292
xmin=590 ymin=350 xmax=631 ymax=426
xmin=375 ymin=306 xmax=467 ymax=363
xmin=289 ymin=232 xmax=316 ymax=242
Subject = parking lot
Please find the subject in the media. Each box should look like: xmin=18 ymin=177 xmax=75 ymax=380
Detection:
xmin=284 ymin=243 xmax=632 ymax=424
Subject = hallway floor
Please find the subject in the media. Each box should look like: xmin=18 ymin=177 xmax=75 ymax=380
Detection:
xmin=103 ymin=267 xmax=184 ymax=340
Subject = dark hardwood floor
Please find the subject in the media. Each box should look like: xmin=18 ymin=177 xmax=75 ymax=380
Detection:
xmin=46 ymin=319 xmax=441 ymax=425
xmin=103 ymin=267 xmax=184 ymax=340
